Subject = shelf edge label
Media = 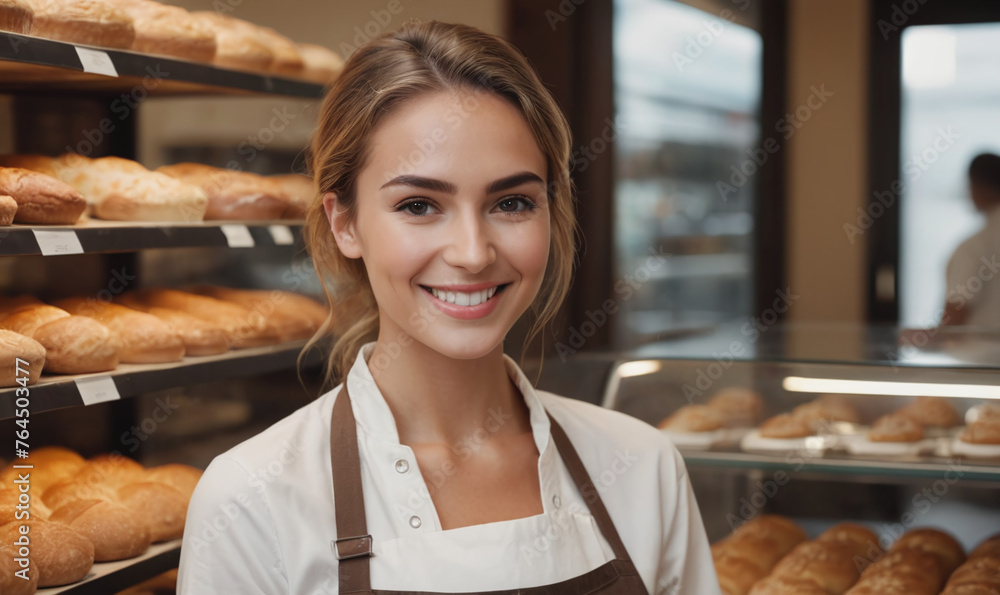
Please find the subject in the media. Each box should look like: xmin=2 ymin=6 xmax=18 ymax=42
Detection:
xmin=221 ymin=224 xmax=255 ymax=248
xmin=75 ymin=375 xmax=121 ymax=406
xmin=32 ymin=230 xmax=84 ymax=256
xmin=74 ymin=47 xmax=119 ymax=78
xmin=268 ymin=225 xmax=295 ymax=246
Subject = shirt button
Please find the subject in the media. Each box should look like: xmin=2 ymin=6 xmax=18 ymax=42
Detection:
xmin=552 ymin=494 xmax=561 ymax=509
xmin=394 ymin=459 xmax=410 ymax=473
xmin=409 ymin=515 xmax=422 ymax=529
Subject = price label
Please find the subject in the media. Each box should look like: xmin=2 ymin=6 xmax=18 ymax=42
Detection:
xmin=268 ymin=225 xmax=295 ymax=246
xmin=75 ymin=376 xmax=121 ymax=406
xmin=74 ymin=46 xmax=119 ymax=77
xmin=32 ymin=230 xmax=84 ymax=256
xmin=221 ymin=224 xmax=255 ymax=248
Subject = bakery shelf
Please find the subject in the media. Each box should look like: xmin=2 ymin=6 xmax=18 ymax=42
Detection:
xmin=0 ymin=340 xmax=321 ymax=420
xmin=36 ymin=539 xmax=179 ymax=595
xmin=0 ymin=220 xmax=303 ymax=256
xmin=682 ymin=449 xmax=1000 ymax=483
xmin=0 ymin=31 xmax=324 ymax=98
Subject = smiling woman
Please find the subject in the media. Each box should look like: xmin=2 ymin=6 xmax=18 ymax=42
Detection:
xmin=177 ymin=19 xmax=720 ymax=595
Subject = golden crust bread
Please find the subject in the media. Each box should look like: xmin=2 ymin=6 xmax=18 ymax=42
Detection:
xmin=25 ymin=0 xmax=134 ymax=49
xmin=0 ymin=0 xmax=32 ymax=34
xmin=55 ymin=298 xmax=185 ymax=364
xmin=103 ymin=0 xmax=215 ymax=62
xmin=0 ymin=166 xmax=86 ymax=224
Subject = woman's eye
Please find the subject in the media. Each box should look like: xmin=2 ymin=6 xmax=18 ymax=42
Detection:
xmin=398 ymin=200 xmax=435 ymax=216
xmin=497 ymin=196 xmax=537 ymax=214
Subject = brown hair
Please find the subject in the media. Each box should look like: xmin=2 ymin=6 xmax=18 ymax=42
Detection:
xmin=303 ymin=20 xmax=578 ymax=387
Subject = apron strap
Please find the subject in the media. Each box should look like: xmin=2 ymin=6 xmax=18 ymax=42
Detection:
xmin=331 ymin=384 xmax=373 ymax=593
xmin=546 ymin=412 xmax=635 ymax=563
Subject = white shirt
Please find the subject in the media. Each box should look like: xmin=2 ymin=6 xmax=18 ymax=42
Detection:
xmin=177 ymin=342 xmax=720 ymax=595
xmin=946 ymin=207 xmax=1000 ymax=327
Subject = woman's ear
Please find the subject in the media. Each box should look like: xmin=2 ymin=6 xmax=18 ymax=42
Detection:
xmin=322 ymin=192 xmax=363 ymax=259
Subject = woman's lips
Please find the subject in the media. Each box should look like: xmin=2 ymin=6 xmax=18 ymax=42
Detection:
xmin=420 ymin=283 xmax=509 ymax=320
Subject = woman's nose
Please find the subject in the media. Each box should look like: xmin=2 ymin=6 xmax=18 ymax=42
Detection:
xmin=442 ymin=212 xmax=496 ymax=273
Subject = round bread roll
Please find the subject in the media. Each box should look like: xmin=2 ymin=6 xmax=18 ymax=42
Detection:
xmin=144 ymin=464 xmax=202 ymax=500
xmin=969 ymin=533 xmax=1000 ymax=560
xmin=771 ymin=541 xmax=860 ymax=593
xmin=85 ymin=454 xmax=145 ymax=487
xmin=960 ymin=420 xmax=1000 ymax=445
xmin=41 ymin=478 xmax=116 ymax=512
xmin=0 ymin=329 xmax=44 ymax=387
xmin=749 ymin=576 xmax=830 ymax=595
xmin=707 ymin=387 xmax=764 ymax=427
xmin=892 ymin=528 xmax=966 ymax=575
xmin=0 ymin=542 xmax=39 ymax=595
xmin=49 ymin=498 xmax=151 ymax=561
xmin=898 ymin=396 xmax=961 ymax=428
xmin=868 ymin=414 xmax=924 ymax=443
xmin=714 ymin=552 xmax=768 ymax=595
xmin=658 ymin=404 xmax=725 ymax=433
xmin=0 ymin=519 xmax=94 ymax=587
xmin=0 ymin=488 xmax=51 ymax=522
xmin=758 ymin=413 xmax=813 ymax=439
xmin=0 ymin=194 xmax=16 ymax=225
xmin=972 ymin=403 xmax=1000 ymax=423
xmin=0 ymin=446 xmax=86 ymax=492
xmin=118 ymin=482 xmax=187 ymax=542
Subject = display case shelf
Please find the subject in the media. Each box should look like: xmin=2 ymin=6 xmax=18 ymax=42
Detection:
xmin=0 ymin=220 xmax=303 ymax=256
xmin=36 ymin=540 xmax=179 ymax=595
xmin=0 ymin=31 xmax=324 ymax=98
xmin=682 ymin=450 xmax=1000 ymax=483
xmin=0 ymin=341 xmax=322 ymax=420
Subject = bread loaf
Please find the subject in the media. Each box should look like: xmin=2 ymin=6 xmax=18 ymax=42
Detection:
xmin=969 ymin=533 xmax=1000 ymax=560
xmin=54 ymin=298 xmax=185 ymax=364
xmin=144 ymin=464 xmax=202 ymax=500
xmin=118 ymin=481 xmax=187 ymax=542
xmin=712 ymin=515 xmax=807 ymax=595
xmin=187 ymin=285 xmax=317 ymax=342
xmin=0 ymin=445 xmax=86 ymax=497
xmin=0 ymin=154 xmax=58 ymax=177
xmin=0 ymin=304 xmax=120 ymax=374
xmin=295 ymin=42 xmax=344 ymax=84
xmin=85 ymin=454 xmax=146 ymax=488
xmin=24 ymin=0 xmax=134 ymax=49
xmin=0 ymin=0 xmax=32 ymax=35
xmin=846 ymin=527 xmax=964 ymax=595
xmin=191 ymin=11 xmax=273 ymax=72
xmin=49 ymin=498 xmax=150 ymax=561
xmin=270 ymin=173 xmax=313 ymax=219
xmin=0 ymin=540 xmax=39 ymax=595
xmin=140 ymin=307 xmax=229 ymax=356
xmin=707 ymin=387 xmax=764 ymax=428
xmin=658 ymin=405 xmax=724 ymax=432
xmin=0 ymin=166 xmax=87 ymax=224
xmin=119 ymin=289 xmax=274 ymax=349
xmin=156 ymin=162 xmax=290 ymax=221
xmin=254 ymin=25 xmax=304 ymax=76
xmin=0 ymin=519 xmax=94 ymax=587
xmin=53 ymin=155 xmax=209 ymax=222
xmin=0 ymin=329 xmax=44 ymax=387
xmin=103 ymin=0 xmax=215 ymax=62
xmin=41 ymin=478 xmax=117 ymax=512
xmin=0 ymin=195 xmax=16 ymax=225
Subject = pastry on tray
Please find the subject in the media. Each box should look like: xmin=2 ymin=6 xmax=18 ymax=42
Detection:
xmin=658 ymin=404 xmax=725 ymax=433
xmin=707 ymin=387 xmax=764 ymax=428
xmin=868 ymin=414 xmax=924 ymax=443
xmin=897 ymin=396 xmax=961 ymax=429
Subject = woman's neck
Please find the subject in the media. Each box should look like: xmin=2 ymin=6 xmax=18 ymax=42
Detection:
xmin=367 ymin=334 xmax=531 ymax=447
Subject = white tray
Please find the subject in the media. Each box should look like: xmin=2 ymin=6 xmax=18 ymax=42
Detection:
xmin=740 ymin=429 xmax=835 ymax=454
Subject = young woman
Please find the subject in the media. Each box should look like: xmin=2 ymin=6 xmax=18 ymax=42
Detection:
xmin=178 ymin=20 xmax=720 ymax=595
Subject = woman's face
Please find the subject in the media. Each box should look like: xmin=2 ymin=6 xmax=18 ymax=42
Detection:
xmin=326 ymin=89 xmax=550 ymax=360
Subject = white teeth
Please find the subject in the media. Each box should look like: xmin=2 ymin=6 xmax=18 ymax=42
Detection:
xmin=429 ymin=286 xmax=501 ymax=306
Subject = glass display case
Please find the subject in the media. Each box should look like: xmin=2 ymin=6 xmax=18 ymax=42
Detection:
xmin=590 ymin=323 xmax=1000 ymax=550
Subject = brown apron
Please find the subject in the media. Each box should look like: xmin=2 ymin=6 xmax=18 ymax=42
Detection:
xmin=330 ymin=384 xmax=650 ymax=594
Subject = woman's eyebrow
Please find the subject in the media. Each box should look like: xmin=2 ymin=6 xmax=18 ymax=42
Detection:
xmin=379 ymin=171 xmax=544 ymax=194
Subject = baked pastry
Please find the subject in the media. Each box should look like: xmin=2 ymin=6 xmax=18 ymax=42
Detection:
xmin=712 ymin=515 xmax=807 ymax=595
xmin=792 ymin=394 xmax=860 ymax=428
xmin=971 ymin=403 xmax=1000 ymax=424
xmin=960 ymin=420 xmax=1000 ymax=445
xmin=0 ymin=446 xmax=85 ymax=498
xmin=758 ymin=413 xmax=813 ymax=439
xmin=0 ymin=166 xmax=87 ymax=224
xmin=0 ymin=328 xmax=44 ymax=387
xmin=816 ymin=523 xmax=879 ymax=557
xmin=254 ymin=25 xmax=304 ymax=76
xmin=186 ymin=285 xmax=317 ymax=342
xmin=707 ymin=387 xmax=764 ymax=427
xmin=945 ymin=556 xmax=1000 ymax=588
xmin=103 ymin=0 xmax=216 ymax=62
xmin=0 ymin=0 xmax=32 ymax=35
xmin=0 ymin=519 xmax=94 ymax=587
xmin=296 ymin=42 xmax=344 ymax=84
xmin=898 ymin=396 xmax=961 ymax=428
xmin=191 ymin=11 xmax=273 ymax=72
xmin=0 ymin=195 xmax=15 ymax=225
xmin=0 ymin=304 xmax=120 ymax=374
xmin=0 ymin=153 xmax=58 ymax=177
xmin=969 ymin=533 xmax=1000 ymax=560
xmin=156 ymin=162 xmax=291 ymax=220
xmin=860 ymin=549 xmax=948 ymax=590
xmin=49 ymin=498 xmax=151 ymax=561
xmin=868 ymin=414 xmax=924 ymax=443
xmin=715 ymin=553 xmax=768 ymax=595
xmin=53 ymin=155 xmax=209 ymax=222
xmin=658 ymin=405 xmax=725 ymax=433
xmin=140 ymin=307 xmax=229 ymax=356
xmin=54 ymin=297 xmax=186 ymax=364
xmin=0 ymin=541 xmax=39 ymax=595
xmin=270 ymin=173 xmax=314 ymax=219
xmin=118 ymin=481 xmax=187 ymax=542
xmin=144 ymin=464 xmax=202 ymax=500
xmin=24 ymin=0 xmax=134 ymax=49
xmin=771 ymin=540 xmax=861 ymax=593
xmin=749 ymin=576 xmax=832 ymax=595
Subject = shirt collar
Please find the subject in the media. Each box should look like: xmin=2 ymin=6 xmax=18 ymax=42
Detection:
xmin=345 ymin=341 xmax=553 ymax=457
